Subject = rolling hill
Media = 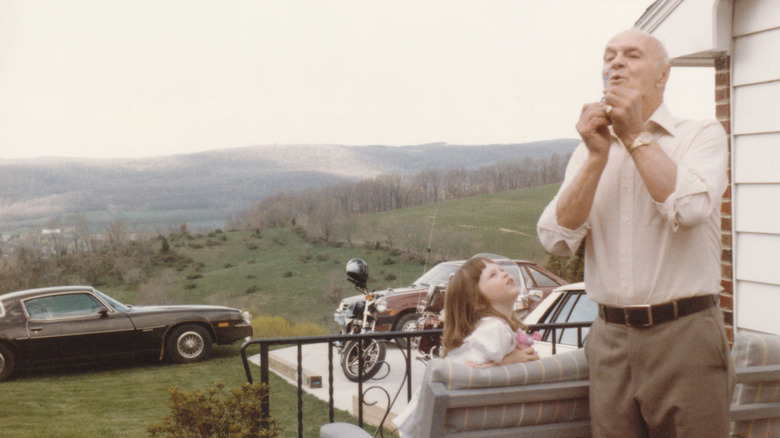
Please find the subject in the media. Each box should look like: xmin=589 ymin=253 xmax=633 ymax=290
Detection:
xmin=0 ymin=140 xmax=577 ymax=233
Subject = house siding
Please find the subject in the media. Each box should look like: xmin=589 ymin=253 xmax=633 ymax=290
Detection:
xmin=731 ymin=0 xmax=780 ymax=335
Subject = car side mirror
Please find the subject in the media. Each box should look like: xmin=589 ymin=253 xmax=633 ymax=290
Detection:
xmin=527 ymin=290 xmax=543 ymax=302
xmin=98 ymin=308 xmax=109 ymax=318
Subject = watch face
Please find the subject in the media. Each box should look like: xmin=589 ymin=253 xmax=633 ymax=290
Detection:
xmin=639 ymin=132 xmax=653 ymax=144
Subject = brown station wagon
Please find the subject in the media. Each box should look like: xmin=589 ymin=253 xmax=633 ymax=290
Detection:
xmin=0 ymin=286 xmax=253 ymax=381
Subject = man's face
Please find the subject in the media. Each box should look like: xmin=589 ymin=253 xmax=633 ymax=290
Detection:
xmin=602 ymin=30 xmax=667 ymax=101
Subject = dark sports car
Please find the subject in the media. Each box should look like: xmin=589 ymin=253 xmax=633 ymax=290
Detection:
xmin=0 ymin=285 xmax=253 ymax=381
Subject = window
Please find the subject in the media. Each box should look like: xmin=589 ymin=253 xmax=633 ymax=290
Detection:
xmin=527 ymin=266 xmax=561 ymax=287
xmin=520 ymin=267 xmax=533 ymax=288
xmin=414 ymin=264 xmax=460 ymax=287
xmin=547 ymin=292 xmax=598 ymax=347
xmin=25 ymin=293 xmax=104 ymax=320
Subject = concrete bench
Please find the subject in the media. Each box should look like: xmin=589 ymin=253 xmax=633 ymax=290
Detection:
xmin=322 ymin=332 xmax=780 ymax=438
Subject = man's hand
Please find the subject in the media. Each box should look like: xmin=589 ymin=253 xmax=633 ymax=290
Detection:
xmin=603 ymin=84 xmax=645 ymax=147
xmin=576 ymin=102 xmax=612 ymax=157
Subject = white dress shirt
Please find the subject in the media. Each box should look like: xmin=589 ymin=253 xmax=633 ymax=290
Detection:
xmin=537 ymin=104 xmax=728 ymax=306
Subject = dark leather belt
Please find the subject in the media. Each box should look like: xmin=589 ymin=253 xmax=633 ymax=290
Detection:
xmin=598 ymin=295 xmax=717 ymax=328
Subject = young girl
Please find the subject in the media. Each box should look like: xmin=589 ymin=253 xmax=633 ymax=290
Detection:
xmin=393 ymin=256 xmax=539 ymax=436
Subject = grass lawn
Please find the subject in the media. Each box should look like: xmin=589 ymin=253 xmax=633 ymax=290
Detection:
xmin=1 ymin=345 xmax=387 ymax=438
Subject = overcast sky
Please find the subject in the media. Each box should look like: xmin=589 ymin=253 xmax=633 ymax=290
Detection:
xmin=0 ymin=0 xmax=716 ymax=160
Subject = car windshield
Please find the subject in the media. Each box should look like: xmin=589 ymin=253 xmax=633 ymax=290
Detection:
xmin=412 ymin=263 xmax=461 ymax=287
xmin=95 ymin=289 xmax=130 ymax=312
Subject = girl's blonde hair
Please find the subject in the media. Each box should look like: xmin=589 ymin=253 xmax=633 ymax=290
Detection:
xmin=442 ymin=256 xmax=525 ymax=355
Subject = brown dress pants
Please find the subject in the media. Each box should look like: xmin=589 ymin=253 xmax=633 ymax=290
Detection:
xmin=585 ymin=304 xmax=735 ymax=438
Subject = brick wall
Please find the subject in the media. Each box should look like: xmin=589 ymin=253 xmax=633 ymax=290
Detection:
xmin=715 ymin=55 xmax=734 ymax=343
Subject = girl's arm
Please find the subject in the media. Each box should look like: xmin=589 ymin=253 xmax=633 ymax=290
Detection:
xmin=498 ymin=346 xmax=539 ymax=366
xmin=465 ymin=347 xmax=539 ymax=369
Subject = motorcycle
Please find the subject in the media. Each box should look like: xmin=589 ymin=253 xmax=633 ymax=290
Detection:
xmin=337 ymin=258 xmax=388 ymax=382
xmin=414 ymin=283 xmax=445 ymax=363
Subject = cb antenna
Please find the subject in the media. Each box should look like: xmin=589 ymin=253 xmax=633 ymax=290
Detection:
xmin=423 ymin=208 xmax=437 ymax=274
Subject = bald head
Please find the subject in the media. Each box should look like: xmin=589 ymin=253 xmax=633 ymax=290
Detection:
xmin=603 ymin=29 xmax=672 ymax=117
xmin=624 ymin=29 xmax=669 ymax=68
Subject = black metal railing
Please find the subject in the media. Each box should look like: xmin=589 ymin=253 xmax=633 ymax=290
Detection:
xmin=240 ymin=322 xmax=591 ymax=438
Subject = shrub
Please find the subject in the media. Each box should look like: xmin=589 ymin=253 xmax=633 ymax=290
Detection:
xmin=251 ymin=315 xmax=328 ymax=338
xmin=282 ymin=271 xmax=293 ymax=278
xmin=137 ymin=269 xmax=182 ymax=305
xmin=147 ymin=382 xmax=280 ymax=438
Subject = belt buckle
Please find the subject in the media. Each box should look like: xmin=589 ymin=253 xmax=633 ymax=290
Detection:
xmin=624 ymin=304 xmax=653 ymax=327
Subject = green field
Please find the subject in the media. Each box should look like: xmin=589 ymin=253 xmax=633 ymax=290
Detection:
xmin=3 ymin=184 xmax=559 ymax=437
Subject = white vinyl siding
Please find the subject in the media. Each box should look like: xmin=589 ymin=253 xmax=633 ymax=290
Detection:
xmin=736 ymin=281 xmax=780 ymax=335
xmin=733 ymin=0 xmax=780 ymax=38
xmin=732 ymin=133 xmax=780 ymax=183
xmin=733 ymin=82 xmax=780 ymax=134
xmin=731 ymin=1 xmax=780 ymax=335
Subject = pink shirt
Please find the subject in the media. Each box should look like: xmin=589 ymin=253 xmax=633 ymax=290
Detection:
xmin=537 ymin=104 xmax=728 ymax=306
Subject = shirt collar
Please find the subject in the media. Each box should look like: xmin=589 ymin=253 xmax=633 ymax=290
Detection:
xmin=646 ymin=103 xmax=677 ymax=137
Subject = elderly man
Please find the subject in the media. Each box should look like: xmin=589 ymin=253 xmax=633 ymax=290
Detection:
xmin=537 ymin=29 xmax=733 ymax=437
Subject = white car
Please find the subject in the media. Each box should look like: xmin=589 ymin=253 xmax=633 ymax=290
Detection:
xmin=521 ymin=282 xmax=597 ymax=357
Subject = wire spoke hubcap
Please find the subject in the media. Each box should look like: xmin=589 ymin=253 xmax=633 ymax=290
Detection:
xmin=177 ymin=332 xmax=204 ymax=358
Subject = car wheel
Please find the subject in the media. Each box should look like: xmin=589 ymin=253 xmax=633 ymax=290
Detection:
xmin=393 ymin=313 xmax=420 ymax=349
xmin=0 ymin=343 xmax=16 ymax=382
xmin=166 ymin=324 xmax=213 ymax=364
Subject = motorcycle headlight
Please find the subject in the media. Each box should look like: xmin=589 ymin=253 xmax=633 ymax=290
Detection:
xmin=375 ymin=297 xmax=388 ymax=313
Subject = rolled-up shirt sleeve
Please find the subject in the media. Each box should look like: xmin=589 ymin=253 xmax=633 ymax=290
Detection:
xmin=654 ymin=120 xmax=728 ymax=231
xmin=537 ymin=143 xmax=590 ymax=256
xmin=538 ymin=199 xmax=589 ymax=256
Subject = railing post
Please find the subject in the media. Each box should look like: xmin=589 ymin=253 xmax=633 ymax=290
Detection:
xmin=357 ymin=339 xmax=364 ymax=428
xmin=297 ymin=343 xmax=304 ymax=438
xmin=406 ymin=340 xmax=413 ymax=401
xmin=328 ymin=341 xmax=335 ymax=423
xmin=260 ymin=343 xmax=270 ymax=428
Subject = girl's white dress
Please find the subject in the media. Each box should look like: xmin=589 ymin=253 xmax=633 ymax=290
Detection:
xmin=391 ymin=316 xmax=516 ymax=437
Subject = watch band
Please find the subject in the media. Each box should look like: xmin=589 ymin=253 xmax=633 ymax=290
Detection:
xmin=627 ymin=131 xmax=653 ymax=154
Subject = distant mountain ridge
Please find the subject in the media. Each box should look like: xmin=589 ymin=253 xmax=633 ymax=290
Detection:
xmin=0 ymin=140 xmax=578 ymax=232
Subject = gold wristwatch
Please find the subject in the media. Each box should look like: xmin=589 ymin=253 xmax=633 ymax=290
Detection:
xmin=627 ymin=131 xmax=653 ymax=154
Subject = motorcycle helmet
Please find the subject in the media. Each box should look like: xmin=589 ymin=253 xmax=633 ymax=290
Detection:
xmin=346 ymin=258 xmax=368 ymax=289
